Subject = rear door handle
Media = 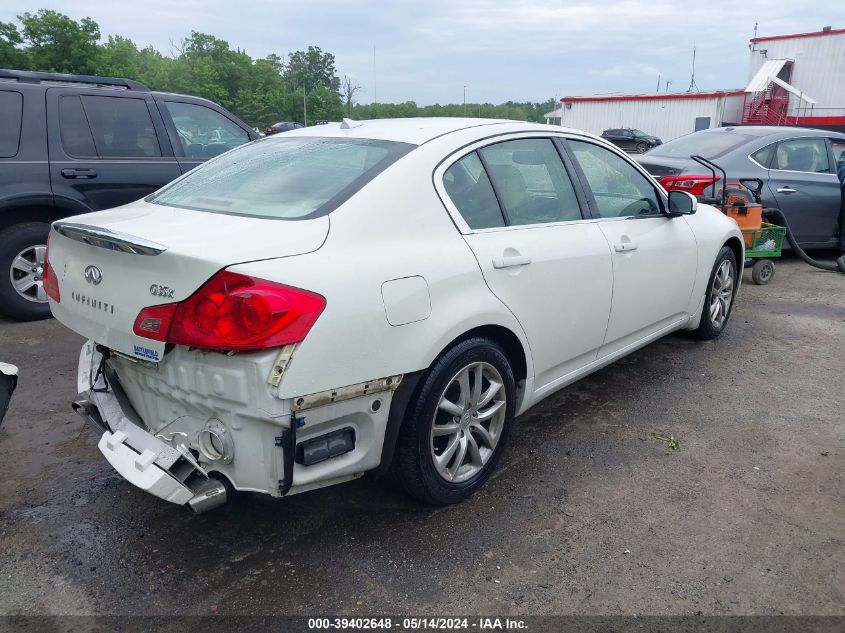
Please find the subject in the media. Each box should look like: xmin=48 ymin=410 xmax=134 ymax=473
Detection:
xmin=492 ymin=255 xmax=532 ymax=269
xmin=61 ymin=168 xmax=97 ymax=179
xmin=776 ymin=186 xmax=797 ymax=194
xmin=614 ymin=241 xmax=638 ymax=252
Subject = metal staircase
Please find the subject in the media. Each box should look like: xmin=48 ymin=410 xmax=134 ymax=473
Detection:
xmin=741 ymin=83 xmax=790 ymax=125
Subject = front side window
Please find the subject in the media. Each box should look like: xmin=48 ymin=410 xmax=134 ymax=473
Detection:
xmin=443 ymin=152 xmax=504 ymax=230
xmin=772 ymin=138 xmax=830 ymax=173
xmin=150 ymin=136 xmax=414 ymax=220
xmin=568 ymin=140 xmax=661 ymax=218
xmin=0 ymin=91 xmax=23 ymax=158
xmin=478 ymin=138 xmax=582 ymax=225
xmin=80 ymin=95 xmax=161 ymax=158
xmin=164 ymin=101 xmax=250 ymax=159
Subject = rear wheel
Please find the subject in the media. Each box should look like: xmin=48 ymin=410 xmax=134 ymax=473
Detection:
xmin=0 ymin=223 xmax=52 ymax=321
xmin=693 ymin=246 xmax=737 ymax=340
xmin=390 ymin=338 xmax=515 ymax=505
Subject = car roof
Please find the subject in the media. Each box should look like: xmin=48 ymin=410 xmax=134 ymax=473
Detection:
xmin=278 ymin=117 xmax=581 ymax=146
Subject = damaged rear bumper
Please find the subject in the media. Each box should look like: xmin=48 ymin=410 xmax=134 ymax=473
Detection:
xmin=98 ymin=429 xmax=193 ymax=505
xmin=74 ymin=340 xmax=401 ymax=510
xmin=73 ymin=396 xmax=227 ymax=512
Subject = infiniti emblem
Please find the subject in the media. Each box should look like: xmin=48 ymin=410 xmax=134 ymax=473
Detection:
xmin=84 ymin=265 xmax=103 ymax=285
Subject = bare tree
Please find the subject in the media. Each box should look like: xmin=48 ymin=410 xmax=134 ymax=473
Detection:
xmin=341 ymin=74 xmax=363 ymax=116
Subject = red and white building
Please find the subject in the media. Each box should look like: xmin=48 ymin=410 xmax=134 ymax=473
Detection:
xmin=546 ymin=27 xmax=845 ymax=141
xmin=745 ymin=27 xmax=845 ymax=127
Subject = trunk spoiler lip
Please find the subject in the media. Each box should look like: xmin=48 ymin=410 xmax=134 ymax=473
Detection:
xmin=53 ymin=222 xmax=167 ymax=256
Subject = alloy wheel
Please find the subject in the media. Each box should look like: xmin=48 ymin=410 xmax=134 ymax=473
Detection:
xmin=430 ymin=361 xmax=507 ymax=483
xmin=709 ymin=259 xmax=735 ymax=329
xmin=9 ymin=244 xmax=47 ymax=303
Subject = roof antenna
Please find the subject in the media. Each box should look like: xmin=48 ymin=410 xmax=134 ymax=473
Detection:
xmin=686 ymin=45 xmax=699 ymax=93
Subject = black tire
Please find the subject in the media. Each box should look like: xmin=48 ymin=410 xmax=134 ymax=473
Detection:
xmin=751 ymin=259 xmax=775 ymax=285
xmin=0 ymin=222 xmax=52 ymax=321
xmin=389 ymin=338 xmax=516 ymax=505
xmin=693 ymin=245 xmax=737 ymax=340
xmin=635 ymin=141 xmax=649 ymax=153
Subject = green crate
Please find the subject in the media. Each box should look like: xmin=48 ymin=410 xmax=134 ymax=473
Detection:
xmin=743 ymin=223 xmax=785 ymax=258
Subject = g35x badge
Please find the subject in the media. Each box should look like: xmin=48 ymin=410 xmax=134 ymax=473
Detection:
xmin=150 ymin=284 xmax=175 ymax=299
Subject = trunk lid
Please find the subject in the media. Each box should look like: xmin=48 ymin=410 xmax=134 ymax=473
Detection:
xmin=633 ymin=155 xmax=693 ymax=178
xmin=48 ymin=200 xmax=329 ymax=362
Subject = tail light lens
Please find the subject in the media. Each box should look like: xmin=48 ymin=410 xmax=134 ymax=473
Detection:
xmin=43 ymin=232 xmax=60 ymax=303
xmin=133 ymin=270 xmax=326 ymax=351
xmin=659 ymin=175 xmax=721 ymax=196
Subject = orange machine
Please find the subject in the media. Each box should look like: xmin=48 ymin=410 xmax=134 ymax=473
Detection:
xmin=720 ymin=182 xmax=763 ymax=245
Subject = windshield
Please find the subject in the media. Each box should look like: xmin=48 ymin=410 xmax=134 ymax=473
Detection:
xmin=646 ymin=131 xmax=754 ymax=159
xmin=149 ymin=136 xmax=414 ymax=219
xmin=631 ymin=130 xmax=647 ymax=136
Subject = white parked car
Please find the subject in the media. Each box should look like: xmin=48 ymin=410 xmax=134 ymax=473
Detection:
xmin=45 ymin=118 xmax=743 ymax=512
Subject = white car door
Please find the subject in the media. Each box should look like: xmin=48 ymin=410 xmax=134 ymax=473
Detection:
xmin=565 ymin=139 xmax=698 ymax=357
xmin=438 ymin=136 xmax=613 ymax=393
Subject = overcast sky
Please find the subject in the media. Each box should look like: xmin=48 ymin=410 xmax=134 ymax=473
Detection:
xmin=3 ymin=1 xmax=844 ymax=105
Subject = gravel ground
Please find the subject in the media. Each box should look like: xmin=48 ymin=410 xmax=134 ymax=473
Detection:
xmin=0 ymin=257 xmax=842 ymax=617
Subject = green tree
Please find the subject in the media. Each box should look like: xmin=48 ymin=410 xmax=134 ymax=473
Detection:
xmin=17 ymin=9 xmax=100 ymax=73
xmin=0 ymin=21 xmax=30 ymax=68
xmin=286 ymin=46 xmax=337 ymax=92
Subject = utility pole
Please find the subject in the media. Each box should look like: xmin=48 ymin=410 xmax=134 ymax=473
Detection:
xmin=463 ymin=85 xmax=467 ymax=116
xmin=373 ymin=45 xmax=377 ymax=111
xmin=303 ymin=84 xmax=307 ymax=126
xmin=656 ymin=74 xmax=661 ymax=92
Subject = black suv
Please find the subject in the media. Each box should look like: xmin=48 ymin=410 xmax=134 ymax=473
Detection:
xmin=600 ymin=128 xmax=663 ymax=153
xmin=0 ymin=69 xmax=259 ymax=320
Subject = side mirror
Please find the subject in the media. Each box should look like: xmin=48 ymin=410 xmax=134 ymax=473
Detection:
xmin=667 ymin=190 xmax=697 ymax=216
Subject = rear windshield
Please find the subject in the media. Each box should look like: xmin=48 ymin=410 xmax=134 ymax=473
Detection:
xmin=149 ymin=136 xmax=414 ymax=219
xmin=646 ymin=131 xmax=754 ymax=159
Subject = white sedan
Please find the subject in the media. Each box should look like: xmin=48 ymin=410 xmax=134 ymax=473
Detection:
xmin=45 ymin=118 xmax=743 ymax=512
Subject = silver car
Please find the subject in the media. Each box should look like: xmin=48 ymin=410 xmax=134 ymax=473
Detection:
xmin=636 ymin=126 xmax=845 ymax=249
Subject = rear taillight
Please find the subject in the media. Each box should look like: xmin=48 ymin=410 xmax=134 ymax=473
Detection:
xmin=133 ymin=270 xmax=326 ymax=351
xmin=43 ymin=232 xmax=60 ymax=303
xmin=659 ymin=174 xmax=721 ymax=196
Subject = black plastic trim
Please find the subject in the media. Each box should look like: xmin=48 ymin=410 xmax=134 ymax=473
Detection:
xmin=371 ymin=370 xmax=423 ymax=479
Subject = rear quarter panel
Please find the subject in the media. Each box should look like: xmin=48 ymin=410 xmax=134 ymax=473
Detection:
xmin=229 ymin=141 xmax=535 ymax=409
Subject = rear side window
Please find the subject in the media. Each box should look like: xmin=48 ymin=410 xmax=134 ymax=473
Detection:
xmin=59 ymin=96 xmax=97 ymax=157
xmin=149 ymin=136 xmax=414 ymax=220
xmin=772 ymin=138 xmax=830 ymax=173
xmin=443 ymin=152 xmax=504 ymax=230
xmin=479 ymin=138 xmax=582 ymax=225
xmin=80 ymin=96 xmax=162 ymax=158
xmin=750 ymin=144 xmax=775 ymax=168
xmin=164 ymin=101 xmax=250 ymax=159
xmin=0 ymin=91 xmax=24 ymax=158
